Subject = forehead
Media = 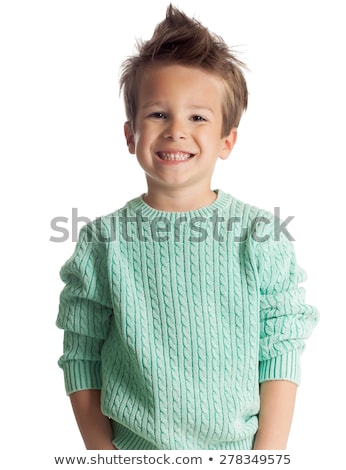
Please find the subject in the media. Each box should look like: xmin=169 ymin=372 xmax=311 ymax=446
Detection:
xmin=137 ymin=63 xmax=225 ymax=104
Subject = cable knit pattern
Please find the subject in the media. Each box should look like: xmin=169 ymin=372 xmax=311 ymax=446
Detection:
xmin=56 ymin=190 xmax=319 ymax=450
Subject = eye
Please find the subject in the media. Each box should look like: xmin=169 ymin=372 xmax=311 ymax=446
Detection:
xmin=191 ymin=115 xmax=207 ymax=122
xmin=149 ymin=112 xmax=167 ymax=119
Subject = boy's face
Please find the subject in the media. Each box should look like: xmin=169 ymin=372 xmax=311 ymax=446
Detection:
xmin=124 ymin=64 xmax=237 ymax=199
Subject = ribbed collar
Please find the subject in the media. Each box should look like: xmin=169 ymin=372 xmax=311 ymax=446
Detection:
xmin=126 ymin=189 xmax=232 ymax=219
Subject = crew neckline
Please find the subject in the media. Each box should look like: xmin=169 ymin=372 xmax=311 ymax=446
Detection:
xmin=127 ymin=189 xmax=231 ymax=218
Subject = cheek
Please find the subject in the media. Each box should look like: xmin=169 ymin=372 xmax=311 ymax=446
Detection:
xmin=199 ymin=128 xmax=222 ymax=147
xmin=136 ymin=125 xmax=158 ymax=145
xmin=133 ymin=131 xmax=152 ymax=154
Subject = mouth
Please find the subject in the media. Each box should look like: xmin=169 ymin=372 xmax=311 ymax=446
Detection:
xmin=156 ymin=151 xmax=195 ymax=161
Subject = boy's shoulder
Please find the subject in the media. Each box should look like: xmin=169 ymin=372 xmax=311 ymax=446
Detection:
xmin=225 ymin=192 xmax=273 ymax=219
xmin=77 ymin=196 xmax=144 ymax=244
xmin=221 ymin=192 xmax=293 ymax=246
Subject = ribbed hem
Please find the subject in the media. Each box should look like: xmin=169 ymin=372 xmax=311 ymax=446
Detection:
xmin=259 ymin=350 xmax=301 ymax=385
xmin=111 ymin=421 xmax=255 ymax=450
xmin=111 ymin=421 xmax=158 ymax=450
xmin=62 ymin=361 xmax=102 ymax=395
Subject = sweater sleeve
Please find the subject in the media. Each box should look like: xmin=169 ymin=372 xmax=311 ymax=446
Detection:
xmin=56 ymin=222 xmax=113 ymax=395
xmin=253 ymin=214 xmax=319 ymax=385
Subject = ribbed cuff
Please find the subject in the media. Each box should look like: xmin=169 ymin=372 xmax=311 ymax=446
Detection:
xmin=62 ymin=360 xmax=102 ymax=394
xmin=259 ymin=349 xmax=301 ymax=385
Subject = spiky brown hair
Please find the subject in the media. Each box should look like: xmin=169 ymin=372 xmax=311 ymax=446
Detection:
xmin=120 ymin=4 xmax=248 ymax=136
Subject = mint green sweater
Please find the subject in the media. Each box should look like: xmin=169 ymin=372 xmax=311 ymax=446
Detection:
xmin=56 ymin=190 xmax=318 ymax=450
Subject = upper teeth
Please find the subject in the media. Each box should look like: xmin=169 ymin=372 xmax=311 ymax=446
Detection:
xmin=158 ymin=152 xmax=191 ymax=161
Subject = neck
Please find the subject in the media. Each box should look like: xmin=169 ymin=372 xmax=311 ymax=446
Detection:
xmin=142 ymin=187 xmax=217 ymax=212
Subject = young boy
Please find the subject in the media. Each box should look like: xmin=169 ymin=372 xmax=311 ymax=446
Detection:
xmin=56 ymin=5 xmax=318 ymax=450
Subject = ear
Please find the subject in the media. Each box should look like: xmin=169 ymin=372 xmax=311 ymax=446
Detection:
xmin=124 ymin=121 xmax=136 ymax=154
xmin=219 ymin=128 xmax=237 ymax=160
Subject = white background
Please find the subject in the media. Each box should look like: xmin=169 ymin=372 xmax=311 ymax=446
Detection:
xmin=1 ymin=0 xmax=345 ymax=467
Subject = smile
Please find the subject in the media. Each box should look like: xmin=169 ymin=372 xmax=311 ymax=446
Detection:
xmin=157 ymin=151 xmax=194 ymax=161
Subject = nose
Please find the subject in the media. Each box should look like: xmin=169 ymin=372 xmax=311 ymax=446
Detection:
xmin=163 ymin=117 xmax=187 ymax=140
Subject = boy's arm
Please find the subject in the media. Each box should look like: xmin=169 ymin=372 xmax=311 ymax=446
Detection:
xmin=253 ymin=380 xmax=297 ymax=450
xmin=57 ymin=224 xmax=116 ymax=449
xmin=252 ymin=213 xmax=318 ymax=450
xmin=70 ymin=390 xmax=116 ymax=450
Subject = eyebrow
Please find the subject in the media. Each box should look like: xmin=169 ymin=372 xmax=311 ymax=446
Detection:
xmin=141 ymin=101 xmax=165 ymax=110
xmin=189 ymin=104 xmax=215 ymax=115
xmin=141 ymin=102 xmax=215 ymax=114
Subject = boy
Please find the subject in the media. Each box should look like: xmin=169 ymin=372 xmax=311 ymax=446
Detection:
xmin=56 ymin=5 xmax=318 ymax=450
